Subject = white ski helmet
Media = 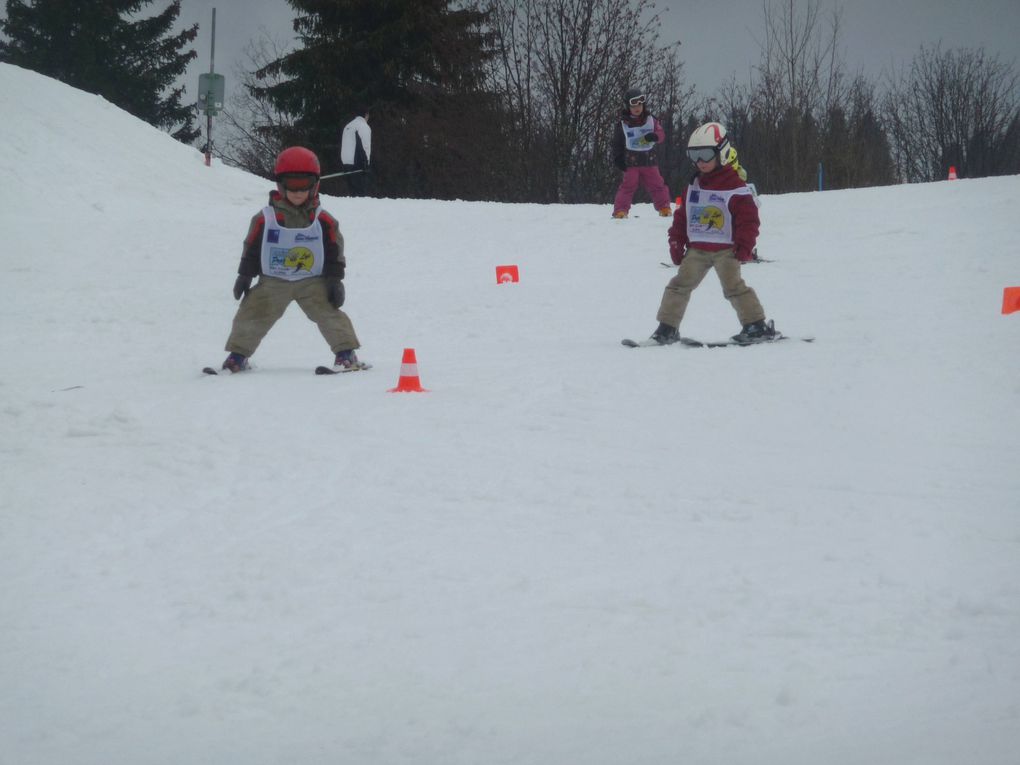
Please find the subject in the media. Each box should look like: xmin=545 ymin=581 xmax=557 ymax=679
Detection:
xmin=687 ymin=122 xmax=734 ymax=163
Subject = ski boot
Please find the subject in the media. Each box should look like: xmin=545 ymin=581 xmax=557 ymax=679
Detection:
xmin=732 ymin=319 xmax=777 ymax=344
xmin=650 ymin=322 xmax=679 ymax=345
xmin=222 ymin=352 xmax=249 ymax=373
xmin=333 ymin=349 xmax=370 ymax=372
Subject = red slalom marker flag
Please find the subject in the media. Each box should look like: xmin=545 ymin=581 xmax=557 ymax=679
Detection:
xmin=1002 ymin=287 xmax=1020 ymax=315
xmin=496 ymin=265 xmax=519 ymax=284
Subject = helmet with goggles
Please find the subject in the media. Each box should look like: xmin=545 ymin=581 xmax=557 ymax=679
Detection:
xmin=624 ymin=87 xmax=646 ymax=107
xmin=274 ymin=146 xmax=321 ymax=194
xmin=686 ymin=122 xmax=732 ymax=164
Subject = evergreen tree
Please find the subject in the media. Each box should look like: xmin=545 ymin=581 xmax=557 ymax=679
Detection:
xmin=251 ymin=0 xmax=495 ymax=198
xmin=0 ymin=0 xmax=199 ymax=142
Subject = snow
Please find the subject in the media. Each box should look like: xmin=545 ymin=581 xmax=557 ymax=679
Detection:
xmin=2 ymin=62 xmax=1019 ymax=765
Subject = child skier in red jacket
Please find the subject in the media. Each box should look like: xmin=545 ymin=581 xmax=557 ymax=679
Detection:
xmin=218 ymin=147 xmax=369 ymax=373
xmin=647 ymin=122 xmax=776 ymax=344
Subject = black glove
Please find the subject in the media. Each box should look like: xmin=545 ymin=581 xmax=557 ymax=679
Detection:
xmin=614 ymin=157 xmax=626 ymax=171
xmin=326 ymin=277 xmax=345 ymax=308
xmin=233 ymin=275 xmax=252 ymax=300
xmin=642 ymin=132 xmax=659 ymax=144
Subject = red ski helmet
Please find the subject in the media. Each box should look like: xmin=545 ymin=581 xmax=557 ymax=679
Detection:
xmin=274 ymin=146 xmax=321 ymax=197
xmin=274 ymin=146 xmax=320 ymax=177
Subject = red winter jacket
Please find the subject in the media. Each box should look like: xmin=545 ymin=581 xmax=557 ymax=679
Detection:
xmin=668 ymin=164 xmax=759 ymax=263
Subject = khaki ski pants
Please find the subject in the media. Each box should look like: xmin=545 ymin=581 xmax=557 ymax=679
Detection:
xmin=225 ymin=276 xmax=359 ymax=358
xmin=656 ymin=247 xmax=765 ymax=329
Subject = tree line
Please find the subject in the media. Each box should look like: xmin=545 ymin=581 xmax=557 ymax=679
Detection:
xmin=3 ymin=0 xmax=1018 ymax=200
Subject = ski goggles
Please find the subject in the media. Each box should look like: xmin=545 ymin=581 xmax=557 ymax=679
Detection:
xmin=628 ymin=94 xmax=646 ymax=106
xmin=279 ymin=174 xmax=318 ymax=191
xmin=686 ymin=147 xmax=719 ymax=163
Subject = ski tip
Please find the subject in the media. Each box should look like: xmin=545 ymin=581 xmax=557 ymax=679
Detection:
xmin=202 ymin=367 xmax=219 ymax=375
xmin=314 ymin=366 xmax=338 ymax=375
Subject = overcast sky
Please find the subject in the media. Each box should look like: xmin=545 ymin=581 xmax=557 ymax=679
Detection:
xmin=173 ymin=0 xmax=1020 ymax=109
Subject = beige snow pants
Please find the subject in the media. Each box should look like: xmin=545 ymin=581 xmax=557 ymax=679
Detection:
xmin=225 ymin=276 xmax=359 ymax=358
xmin=656 ymin=246 xmax=765 ymax=329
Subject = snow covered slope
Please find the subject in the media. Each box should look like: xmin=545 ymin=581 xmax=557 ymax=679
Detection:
xmin=2 ymin=62 xmax=1019 ymax=765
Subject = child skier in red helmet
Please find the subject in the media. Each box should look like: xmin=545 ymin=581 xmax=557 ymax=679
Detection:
xmin=218 ymin=146 xmax=369 ymax=373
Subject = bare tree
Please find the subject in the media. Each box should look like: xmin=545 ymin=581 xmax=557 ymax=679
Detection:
xmin=214 ymin=31 xmax=297 ymax=178
xmin=749 ymin=0 xmax=848 ymax=189
xmin=819 ymin=75 xmax=895 ymax=189
xmin=883 ymin=44 xmax=1020 ymax=181
xmin=647 ymin=45 xmax=699 ymax=195
xmin=484 ymin=0 xmax=687 ymax=202
xmin=699 ymin=0 xmax=897 ymax=193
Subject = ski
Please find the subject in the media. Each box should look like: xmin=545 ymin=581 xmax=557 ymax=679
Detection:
xmin=621 ymin=337 xmax=680 ymax=348
xmin=315 ymin=362 xmax=372 ymax=375
xmin=660 ymin=257 xmax=775 ymax=268
xmin=679 ymin=334 xmax=814 ymax=347
xmin=203 ymin=365 xmax=250 ymax=374
xmin=623 ymin=334 xmax=813 ymax=348
xmin=204 ymin=364 xmax=372 ymax=376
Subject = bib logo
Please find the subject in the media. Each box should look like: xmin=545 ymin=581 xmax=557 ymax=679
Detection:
xmin=284 ymin=246 xmax=315 ymax=273
xmin=698 ymin=206 xmax=724 ymax=230
xmin=693 ymin=205 xmax=726 ymax=232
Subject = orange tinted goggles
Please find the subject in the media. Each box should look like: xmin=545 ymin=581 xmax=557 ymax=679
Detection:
xmin=280 ymin=174 xmax=318 ymax=191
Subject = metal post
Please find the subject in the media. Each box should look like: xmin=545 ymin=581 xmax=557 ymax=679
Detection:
xmin=817 ymin=161 xmax=823 ymax=191
xmin=205 ymin=8 xmax=216 ymax=167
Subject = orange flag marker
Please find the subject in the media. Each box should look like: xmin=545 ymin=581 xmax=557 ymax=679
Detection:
xmin=496 ymin=265 xmax=519 ymax=284
xmin=1002 ymin=287 xmax=1020 ymax=315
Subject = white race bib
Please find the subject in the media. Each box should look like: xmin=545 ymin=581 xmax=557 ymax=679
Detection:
xmin=622 ymin=116 xmax=656 ymax=152
xmin=685 ymin=182 xmax=752 ymax=245
xmin=259 ymin=207 xmax=326 ymax=280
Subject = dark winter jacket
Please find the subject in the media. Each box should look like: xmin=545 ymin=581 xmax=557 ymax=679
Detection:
xmin=237 ymin=190 xmax=345 ymax=278
xmin=611 ymin=106 xmax=667 ymax=169
xmin=668 ymin=163 xmax=760 ymax=262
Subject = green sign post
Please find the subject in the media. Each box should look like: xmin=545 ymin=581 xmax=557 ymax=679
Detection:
xmin=196 ymin=9 xmax=224 ymax=166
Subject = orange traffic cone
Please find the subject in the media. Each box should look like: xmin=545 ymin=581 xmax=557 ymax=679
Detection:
xmin=388 ymin=348 xmax=428 ymax=392
xmin=948 ymin=165 xmax=958 ymax=180
xmin=1002 ymin=287 xmax=1020 ymax=315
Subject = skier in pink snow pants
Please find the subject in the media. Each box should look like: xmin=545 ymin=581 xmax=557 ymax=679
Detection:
xmin=611 ymin=87 xmax=672 ymax=219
